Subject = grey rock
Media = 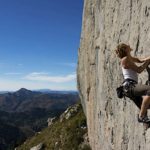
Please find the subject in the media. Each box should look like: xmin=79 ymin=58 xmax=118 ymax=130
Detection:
xmin=60 ymin=104 xmax=80 ymax=122
xmin=47 ymin=117 xmax=56 ymax=126
xmin=77 ymin=0 xmax=150 ymax=150
xmin=30 ymin=143 xmax=43 ymax=150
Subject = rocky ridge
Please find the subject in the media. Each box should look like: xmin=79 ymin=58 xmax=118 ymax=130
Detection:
xmin=16 ymin=103 xmax=91 ymax=150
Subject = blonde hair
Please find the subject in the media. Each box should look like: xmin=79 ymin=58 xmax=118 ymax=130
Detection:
xmin=115 ymin=43 xmax=129 ymax=59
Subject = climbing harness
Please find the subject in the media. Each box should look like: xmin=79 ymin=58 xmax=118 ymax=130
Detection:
xmin=116 ymin=78 xmax=137 ymax=99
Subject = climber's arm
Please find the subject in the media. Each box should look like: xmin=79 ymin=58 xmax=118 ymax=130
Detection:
xmin=122 ymin=57 xmax=150 ymax=73
xmin=140 ymin=56 xmax=150 ymax=62
xmin=131 ymin=56 xmax=150 ymax=63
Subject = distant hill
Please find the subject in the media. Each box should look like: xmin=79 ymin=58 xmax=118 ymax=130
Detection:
xmin=0 ymin=91 xmax=10 ymax=94
xmin=0 ymin=88 xmax=79 ymax=150
xmin=0 ymin=88 xmax=79 ymax=112
xmin=34 ymin=89 xmax=78 ymax=94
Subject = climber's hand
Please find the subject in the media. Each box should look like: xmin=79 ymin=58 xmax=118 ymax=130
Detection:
xmin=142 ymin=56 xmax=150 ymax=62
xmin=132 ymin=56 xmax=150 ymax=63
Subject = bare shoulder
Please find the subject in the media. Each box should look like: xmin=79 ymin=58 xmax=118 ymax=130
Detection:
xmin=121 ymin=57 xmax=129 ymax=68
xmin=121 ymin=56 xmax=128 ymax=63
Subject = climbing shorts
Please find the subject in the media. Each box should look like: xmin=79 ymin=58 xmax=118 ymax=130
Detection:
xmin=132 ymin=84 xmax=150 ymax=97
xmin=122 ymin=78 xmax=150 ymax=109
xmin=123 ymin=78 xmax=150 ymax=98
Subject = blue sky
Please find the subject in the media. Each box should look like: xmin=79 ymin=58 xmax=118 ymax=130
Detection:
xmin=0 ymin=0 xmax=83 ymax=91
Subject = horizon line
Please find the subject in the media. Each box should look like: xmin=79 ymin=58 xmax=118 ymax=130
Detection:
xmin=0 ymin=88 xmax=78 ymax=92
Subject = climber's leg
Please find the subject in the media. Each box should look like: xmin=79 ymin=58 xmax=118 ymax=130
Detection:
xmin=131 ymin=85 xmax=150 ymax=123
xmin=139 ymin=96 xmax=150 ymax=117
xmin=132 ymin=84 xmax=150 ymax=97
xmin=138 ymin=96 xmax=150 ymax=123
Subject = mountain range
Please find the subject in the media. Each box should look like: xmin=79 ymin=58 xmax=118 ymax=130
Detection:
xmin=0 ymin=88 xmax=79 ymax=150
xmin=0 ymin=88 xmax=78 ymax=112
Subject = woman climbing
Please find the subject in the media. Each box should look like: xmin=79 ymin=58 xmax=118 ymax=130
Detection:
xmin=115 ymin=43 xmax=150 ymax=123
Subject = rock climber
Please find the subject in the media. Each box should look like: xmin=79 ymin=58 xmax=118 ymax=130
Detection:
xmin=115 ymin=43 xmax=150 ymax=123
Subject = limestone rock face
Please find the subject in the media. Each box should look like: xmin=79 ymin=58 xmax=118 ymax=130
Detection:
xmin=77 ymin=0 xmax=150 ymax=150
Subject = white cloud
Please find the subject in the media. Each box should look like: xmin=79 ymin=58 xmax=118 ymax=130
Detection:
xmin=24 ymin=72 xmax=76 ymax=83
xmin=28 ymin=72 xmax=49 ymax=75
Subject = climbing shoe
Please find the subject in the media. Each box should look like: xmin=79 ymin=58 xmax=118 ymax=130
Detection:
xmin=138 ymin=115 xmax=150 ymax=123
